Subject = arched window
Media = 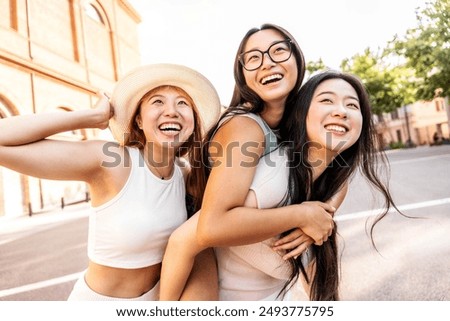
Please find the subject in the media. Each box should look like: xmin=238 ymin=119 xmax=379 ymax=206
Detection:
xmin=0 ymin=95 xmax=28 ymax=217
xmin=0 ymin=100 xmax=8 ymax=118
xmin=81 ymin=1 xmax=116 ymax=80
xmin=0 ymin=95 xmax=16 ymax=118
xmin=83 ymin=2 xmax=104 ymax=24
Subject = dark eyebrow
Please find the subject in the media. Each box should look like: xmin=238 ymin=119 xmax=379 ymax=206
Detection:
xmin=316 ymin=91 xmax=335 ymax=97
xmin=347 ymin=95 xmax=359 ymax=102
xmin=143 ymin=94 xmax=164 ymax=103
xmin=316 ymin=91 xmax=359 ymax=102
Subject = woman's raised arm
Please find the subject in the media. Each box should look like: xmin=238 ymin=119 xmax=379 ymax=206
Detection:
xmin=0 ymin=93 xmax=112 ymax=183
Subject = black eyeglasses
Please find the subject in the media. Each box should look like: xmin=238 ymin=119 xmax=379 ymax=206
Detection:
xmin=239 ymin=39 xmax=293 ymax=71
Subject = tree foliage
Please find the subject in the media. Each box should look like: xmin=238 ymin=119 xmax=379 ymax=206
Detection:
xmin=389 ymin=0 xmax=450 ymax=100
xmin=304 ymin=0 xmax=448 ymax=112
xmin=306 ymin=58 xmax=327 ymax=76
xmin=340 ymin=48 xmax=416 ymax=115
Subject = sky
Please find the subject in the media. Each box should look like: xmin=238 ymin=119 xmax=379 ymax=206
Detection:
xmin=127 ymin=0 xmax=427 ymax=105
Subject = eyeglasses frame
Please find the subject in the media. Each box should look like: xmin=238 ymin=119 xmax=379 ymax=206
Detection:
xmin=238 ymin=39 xmax=293 ymax=71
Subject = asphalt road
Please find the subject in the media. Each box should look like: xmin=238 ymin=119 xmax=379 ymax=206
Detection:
xmin=337 ymin=144 xmax=450 ymax=300
xmin=0 ymin=145 xmax=449 ymax=301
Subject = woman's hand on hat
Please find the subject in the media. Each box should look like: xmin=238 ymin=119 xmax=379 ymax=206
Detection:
xmin=92 ymin=91 xmax=114 ymax=130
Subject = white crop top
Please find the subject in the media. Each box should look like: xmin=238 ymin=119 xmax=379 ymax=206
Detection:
xmin=88 ymin=147 xmax=187 ymax=269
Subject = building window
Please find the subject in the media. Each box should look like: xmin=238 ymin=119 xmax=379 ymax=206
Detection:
xmin=0 ymin=103 xmax=7 ymax=118
xmin=0 ymin=96 xmax=13 ymax=118
xmin=396 ymin=129 xmax=402 ymax=143
xmin=84 ymin=2 xmax=104 ymax=24
xmin=435 ymin=99 xmax=444 ymax=112
xmin=81 ymin=1 xmax=116 ymax=80
xmin=391 ymin=109 xmax=399 ymax=120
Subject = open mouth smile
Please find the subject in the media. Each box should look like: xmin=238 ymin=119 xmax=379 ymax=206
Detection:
xmin=261 ymin=73 xmax=283 ymax=85
xmin=159 ymin=122 xmax=182 ymax=134
xmin=325 ymin=124 xmax=348 ymax=133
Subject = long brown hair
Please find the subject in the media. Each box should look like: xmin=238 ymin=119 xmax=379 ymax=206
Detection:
xmin=188 ymin=23 xmax=307 ymax=213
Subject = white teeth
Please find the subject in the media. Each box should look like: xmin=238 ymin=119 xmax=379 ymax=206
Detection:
xmin=159 ymin=123 xmax=181 ymax=131
xmin=325 ymin=125 xmax=347 ymax=133
xmin=261 ymin=74 xmax=282 ymax=85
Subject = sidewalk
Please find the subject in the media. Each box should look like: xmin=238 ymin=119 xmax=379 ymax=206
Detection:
xmin=0 ymin=203 xmax=90 ymax=235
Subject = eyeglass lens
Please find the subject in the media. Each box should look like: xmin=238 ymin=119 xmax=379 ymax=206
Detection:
xmin=240 ymin=40 xmax=292 ymax=71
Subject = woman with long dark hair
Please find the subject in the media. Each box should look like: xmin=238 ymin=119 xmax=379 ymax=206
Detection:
xmin=160 ymin=24 xmax=344 ymax=301
xmin=280 ymin=70 xmax=400 ymax=300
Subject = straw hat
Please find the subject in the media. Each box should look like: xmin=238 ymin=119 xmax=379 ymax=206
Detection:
xmin=109 ymin=63 xmax=221 ymax=145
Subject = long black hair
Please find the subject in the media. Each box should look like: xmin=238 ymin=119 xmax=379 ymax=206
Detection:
xmin=228 ymin=23 xmax=306 ymax=142
xmin=282 ymin=71 xmax=400 ymax=300
xmin=189 ymin=23 xmax=306 ymax=211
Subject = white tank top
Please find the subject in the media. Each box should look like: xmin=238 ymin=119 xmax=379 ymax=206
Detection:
xmin=212 ymin=112 xmax=288 ymax=207
xmin=213 ymin=113 xmax=293 ymax=300
xmin=88 ymin=147 xmax=187 ymax=269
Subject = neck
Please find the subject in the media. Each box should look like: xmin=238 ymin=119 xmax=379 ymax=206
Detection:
xmin=142 ymin=144 xmax=175 ymax=180
xmin=308 ymin=147 xmax=338 ymax=181
xmin=260 ymin=102 xmax=285 ymax=128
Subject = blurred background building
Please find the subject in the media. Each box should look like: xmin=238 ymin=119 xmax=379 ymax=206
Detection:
xmin=374 ymin=96 xmax=449 ymax=149
xmin=0 ymin=0 xmax=141 ymax=217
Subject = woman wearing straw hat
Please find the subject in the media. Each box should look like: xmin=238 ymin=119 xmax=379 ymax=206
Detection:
xmin=0 ymin=63 xmax=221 ymax=300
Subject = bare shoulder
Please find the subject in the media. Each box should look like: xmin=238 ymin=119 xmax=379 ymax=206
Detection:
xmin=86 ymin=140 xmax=132 ymax=182
xmin=209 ymin=115 xmax=265 ymax=166
xmin=213 ymin=114 xmax=265 ymax=144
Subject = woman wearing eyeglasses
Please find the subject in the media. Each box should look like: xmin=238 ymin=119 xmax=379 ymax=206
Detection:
xmin=159 ymin=24 xmax=347 ymax=301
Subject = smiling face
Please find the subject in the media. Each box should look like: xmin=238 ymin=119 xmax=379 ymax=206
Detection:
xmin=136 ymin=86 xmax=195 ymax=150
xmin=242 ymin=29 xmax=298 ymax=109
xmin=306 ymin=78 xmax=363 ymax=158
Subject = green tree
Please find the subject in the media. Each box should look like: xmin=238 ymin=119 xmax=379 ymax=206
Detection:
xmin=306 ymin=58 xmax=328 ymax=75
xmin=389 ymin=0 xmax=450 ymax=100
xmin=340 ymin=48 xmax=416 ymax=115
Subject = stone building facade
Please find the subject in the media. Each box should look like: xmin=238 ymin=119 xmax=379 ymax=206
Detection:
xmin=374 ymin=96 xmax=449 ymax=148
xmin=0 ymin=0 xmax=141 ymax=217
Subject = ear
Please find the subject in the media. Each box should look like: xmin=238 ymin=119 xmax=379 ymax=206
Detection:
xmin=135 ymin=114 xmax=143 ymax=129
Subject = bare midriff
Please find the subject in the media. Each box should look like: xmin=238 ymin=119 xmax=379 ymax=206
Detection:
xmin=84 ymin=261 xmax=161 ymax=298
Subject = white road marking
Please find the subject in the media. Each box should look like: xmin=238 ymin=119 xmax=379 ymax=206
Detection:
xmin=0 ymin=272 xmax=82 ymax=298
xmin=1 ymin=198 xmax=449 ymax=298
xmin=389 ymin=154 xmax=450 ymax=165
xmin=336 ymin=197 xmax=450 ymax=222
